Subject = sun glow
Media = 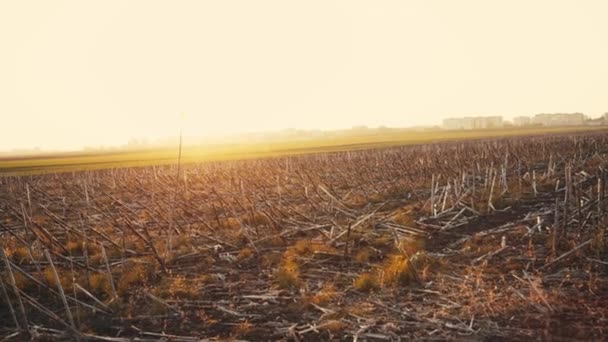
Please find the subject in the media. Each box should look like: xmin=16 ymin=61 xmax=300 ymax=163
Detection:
xmin=2 ymin=1 xmax=608 ymax=151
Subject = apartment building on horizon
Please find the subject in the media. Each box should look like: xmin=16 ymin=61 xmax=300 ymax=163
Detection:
xmin=442 ymin=116 xmax=503 ymax=130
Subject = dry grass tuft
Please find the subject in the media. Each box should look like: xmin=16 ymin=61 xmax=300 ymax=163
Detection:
xmin=370 ymin=235 xmax=393 ymax=248
xmin=391 ymin=211 xmax=416 ymax=226
xmin=264 ymin=236 xmax=286 ymax=248
xmin=43 ymin=266 xmax=73 ymax=291
xmin=65 ymin=241 xmax=84 ymax=255
xmin=6 ymin=246 xmax=30 ymax=263
xmin=122 ymin=240 xmax=146 ymax=254
xmin=223 ymin=217 xmax=242 ymax=230
xmin=4 ymin=270 xmax=33 ymax=291
xmin=464 ymin=234 xmax=495 ymax=255
xmin=348 ymin=302 xmax=376 ymax=317
xmin=355 ymin=247 xmax=372 ymax=263
xmin=398 ymin=238 xmax=425 ymax=256
xmin=293 ymin=240 xmax=314 ymax=256
xmin=197 ymin=274 xmax=216 ymax=284
xmin=117 ymin=259 xmax=155 ymax=294
xmin=311 ymin=283 xmax=339 ymax=305
xmin=260 ymin=252 xmax=282 ymax=268
xmin=275 ymin=250 xmax=301 ymax=290
xmin=243 ymin=212 xmax=271 ymax=227
xmin=232 ymin=320 xmax=253 ymax=336
xmin=274 ymin=240 xmax=338 ymax=290
xmin=368 ymin=191 xmax=389 ymax=203
xmin=380 ymin=254 xmax=415 ymax=287
xmin=167 ymin=275 xmax=199 ymax=299
xmin=153 ymin=274 xmax=208 ymax=299
xmin=275 ymin=264 xmax=300 ymax=290
xmin=353 ymin=272 xmax=379 ymax=292
xmin=89 ymin=273 xmax=112 ymax=297
xmin=320 ymin=319 xmax=347 ymax=332
xmin=172 ymin=235 xmax=193 ymax=256
xmin=291 ymin=239 xmax=337 ymax=257
xmin=343 ymin=191 xmax=368 ymax=208
xmin=64 ymin=241 xmax=101 ymax=257
xmin=237 ymin=247 xmax=255 ymax=260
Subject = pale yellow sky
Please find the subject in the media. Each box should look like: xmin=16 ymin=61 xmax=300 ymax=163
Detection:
xmin=1 ymin=1 xmax=607 ymax=151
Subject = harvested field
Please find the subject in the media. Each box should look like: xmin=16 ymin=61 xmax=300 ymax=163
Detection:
xmin=1 ymin=131 xmax=607 ymax=340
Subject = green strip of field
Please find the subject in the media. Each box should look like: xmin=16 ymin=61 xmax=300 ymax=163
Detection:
xmin=1 ymin=126 xmax=606 ymax=175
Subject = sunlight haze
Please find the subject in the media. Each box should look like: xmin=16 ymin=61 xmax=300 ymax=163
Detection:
xmin=1 ymin=0 xmax=608 ymax=151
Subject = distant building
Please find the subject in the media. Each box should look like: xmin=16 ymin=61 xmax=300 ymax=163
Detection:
xmin=587 ymin=118 xmax=604 ymax=126
xmin=442 ymin=116 xmax=503 ymax=130
xmin=480 ymin=116 xmax=503 ymax=129
xmin=532 ymin=113 xmax=585 ymax=126
xmin=513 ymin=116 xmax=531 ymax=126
xmin=443 ymin=118 xmax=473 ymax=130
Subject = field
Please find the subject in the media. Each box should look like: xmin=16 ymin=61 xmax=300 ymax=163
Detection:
xmin=1 ymin=129 xmax=608 ymax=340
xmin=1 ymin=126 xmax=605 ymax=175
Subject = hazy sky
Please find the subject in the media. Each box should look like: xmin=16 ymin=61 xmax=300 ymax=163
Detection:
xmin=1 ymin=1 xmax=608 ymax=151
